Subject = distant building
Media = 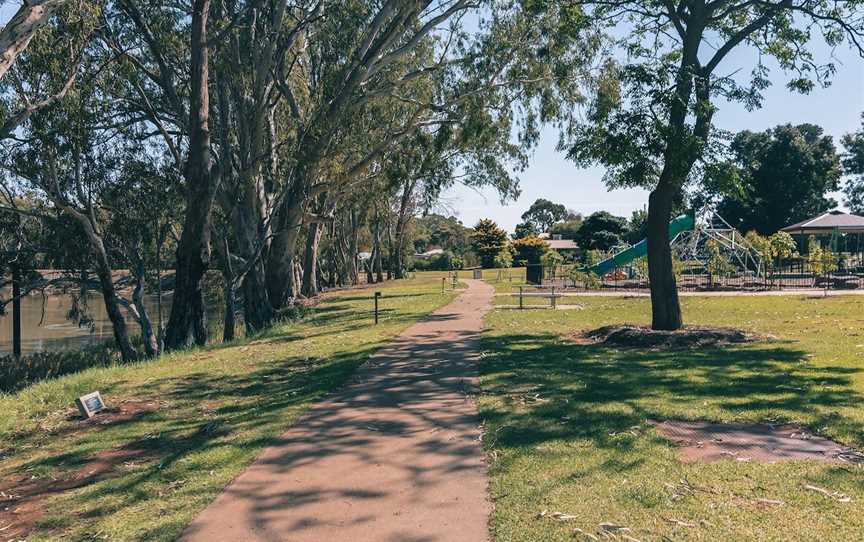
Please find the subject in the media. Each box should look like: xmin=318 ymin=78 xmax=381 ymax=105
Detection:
xmin=546 ymin=239 xmax=578 ymax=252
xmin=415 ymin=248 xmax=445 ymax=259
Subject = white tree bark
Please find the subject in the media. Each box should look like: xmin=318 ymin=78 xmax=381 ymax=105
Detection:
xmin=0 ymin=0 xmax=68 ymax=81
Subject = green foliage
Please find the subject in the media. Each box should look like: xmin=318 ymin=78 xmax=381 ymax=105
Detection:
xmin=549 ymin=217 xmax=582 ymax=240
xmin=512 ymin=221 xmax=539 ymax=239
xmin=770 ymin=231 xmax=798 ymax=260
xmin=471 ymin=219 xmax=509 ymax=268
xmin=575 ymin=211 xmax=628 ymax=251
xmin=584 ymin=248 xmax=604 ymax=267
xmin=413 ymin=215 xmax=473 ymax=257
xmin=569 ymin=269 xmax=600 ymax=289
xmin=806 ymin=236 xmax=838 ymax=277
xmin=412 ymin=251 xmax=462 ymax=271
xmin=540 ymin=249 xmax=564 ymax=278
xmin=672 ymin=254 xmax=685 ymax=281
xmin=493 ymin=248 xmax=514 ymax=269
xmin=632 ymin=256 xmax=648 ymax=278
xmin=746 ymin=230 xmax=799 ymax=281
xmin=625 ymin=209 xmax=648 ymax=244
xmin=841 ymin=114 xmax=864 ymax=215
xmin=705 ymin=239 xmax=734 ymax=286
xmin=714 ymin=124 xmax=842 ymax=234
xmin=560 ymin=2 xmax=863 ymax=195
xmin=510 ymin=235 xmax=550 ymax=265
xmin=520 ymin=198 xmax=568 ymax=232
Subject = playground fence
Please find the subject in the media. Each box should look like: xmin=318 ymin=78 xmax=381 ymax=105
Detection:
xmin=531 ymin=260 xmax=864 ymax=293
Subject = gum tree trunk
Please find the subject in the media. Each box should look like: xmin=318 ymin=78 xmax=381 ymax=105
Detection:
xmin=645 ymin=12 xmax=713 ymax=331
xmin=51 ymin=198 xmax=138 ymax=361
xmin=646 ymin=185 xmax=682 ymax=330
xmin=301 ymin=221 xmax=324 ymax=297
xmin=11 ymin=263 xmax=21 ymax=359
xmin=0 ymin=0 xmax=68 ymax=81
xmin=164 ymin=0 xmax=216 ymax=350
xmin=267 ymin=177 xmax=309 ymax=306
xmin=131 ymin=261 xmax=159 ymax=357
xmin=89 ymin=235 xmax=137 ymax=361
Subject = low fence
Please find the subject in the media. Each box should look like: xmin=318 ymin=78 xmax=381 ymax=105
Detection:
xmin=531 ymin=262 xmax=864 ymax=293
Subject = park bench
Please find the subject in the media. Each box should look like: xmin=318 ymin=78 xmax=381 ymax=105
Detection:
xmin=511 ymin=286 xmax=565 ymax=309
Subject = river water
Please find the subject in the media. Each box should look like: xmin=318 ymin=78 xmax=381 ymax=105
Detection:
xmin=0 ymin=290 xmax=167 ymax=356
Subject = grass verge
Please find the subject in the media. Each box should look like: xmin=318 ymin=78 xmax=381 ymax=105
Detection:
xmin=479 ymin=294 xmax=864 ymax=541
xmin=0 ymin=274 xmax=456 ymax=541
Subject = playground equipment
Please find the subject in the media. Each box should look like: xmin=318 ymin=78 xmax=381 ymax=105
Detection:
xmin=588 ymin=214 xmax=695 ymax=276
xmin=585 ymin=208 xmax=763 ymax=278
xmin=672 ymin=209 xmax=763 ymax=276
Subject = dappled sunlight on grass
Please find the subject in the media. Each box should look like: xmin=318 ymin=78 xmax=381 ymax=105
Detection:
xmin=0 ymin=275 xmax=456 ymax=541
xmin=480 ymin=295 xmax=864 ymax=541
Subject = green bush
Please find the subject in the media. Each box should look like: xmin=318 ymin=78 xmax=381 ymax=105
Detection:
xmin=412 ymin=250 xmax=462 ymax=271
xmin=0 ymin=342 xmax=119 ymax=393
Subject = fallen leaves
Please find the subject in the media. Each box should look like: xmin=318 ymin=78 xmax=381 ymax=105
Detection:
xmin=537 ymin=510 xmax=578 ymax=522
xmin=754 ymin=498 xmax=785 ymax=507
xmin=567 ymin=522 xmax=642 ymax=541
xmin=662 ymin=517 xmax=695 ymax=528
xmin=804 ymin=484 xmax=852 ymax=503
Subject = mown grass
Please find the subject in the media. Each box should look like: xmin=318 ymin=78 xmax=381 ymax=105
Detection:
xmin=0 ymin=273 xmax=456 ymax=541
xmin=479 ymin=294 xmax=864 ymax=541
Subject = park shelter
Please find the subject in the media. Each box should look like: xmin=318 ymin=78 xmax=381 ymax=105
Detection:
xmin=780 ymin=210 xmax=864 ymax=265
xmin=781 ymin=210 xmax=864 ymax=235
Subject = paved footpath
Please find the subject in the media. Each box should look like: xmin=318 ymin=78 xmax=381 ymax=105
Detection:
xmin=182 ymin=279 xmax=494 ymax=542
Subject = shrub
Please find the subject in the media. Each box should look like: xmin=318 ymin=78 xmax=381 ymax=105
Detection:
xmin=0 ymin=342 xmax=119 ymax=393
xmin=510 ymin=236 xmax=549 ymax=265
xmin=570 ymin=269 xmax=601 ymax=289
xmin=412 ymin=250 xmax=461 ymax=271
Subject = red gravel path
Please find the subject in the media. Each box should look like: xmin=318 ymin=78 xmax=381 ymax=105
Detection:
xmin=182 ymin=279 xmax=494 ymax=542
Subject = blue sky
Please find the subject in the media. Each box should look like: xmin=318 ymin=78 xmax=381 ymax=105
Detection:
xmin=443 ymin=37 xmax=864 ymax=233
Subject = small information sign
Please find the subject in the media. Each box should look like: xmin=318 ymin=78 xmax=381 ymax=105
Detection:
xmin=75 ymin=391 xmax=106 ymax=419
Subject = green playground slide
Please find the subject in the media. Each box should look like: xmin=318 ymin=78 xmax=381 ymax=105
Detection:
xmin=587 ymin=214 xmax=695 ymax=276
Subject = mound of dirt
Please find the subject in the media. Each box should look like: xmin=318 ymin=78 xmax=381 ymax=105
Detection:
xmin=579 ymin=325 xmax=765 ymax=350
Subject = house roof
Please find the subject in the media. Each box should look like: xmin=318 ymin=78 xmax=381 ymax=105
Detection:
xmin=780 ymin=210 xmax=864 ymax=234
xmin=547 ymin=239 xmax=579 ymax=250
xmin=415 ymin=248 xmax=445 ymax=257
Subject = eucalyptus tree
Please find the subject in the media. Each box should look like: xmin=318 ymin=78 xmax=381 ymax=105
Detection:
xmin=0 ymin=3 xmax=157 ymax=361
xmin=102 ymin=157 xmax=182 ymax=355
xmin=0 ymin=1 xmax=96 ymax=138
xmin=563 ymin=0 xmax=864 ymax=329
xmin=842 ymin=114 xmax=864 ymax=214
xmin=521 ymin=198 xmax=568 ymax=233
xmin=162 ymin=0 xmax=214 ymax=348
xmin=0 ymin=1 xmax=190 ymax=360
xmin=263 ymin=1 xmax=489 ymax=306
xmin=712 ymin=124 xmax=842 ymax=234
xmin=266 ymin=0 xmax=583 ymax=303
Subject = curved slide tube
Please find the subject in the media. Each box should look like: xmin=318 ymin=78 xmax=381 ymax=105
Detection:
xmin=587 ymin=214 xmax=695 ymax=276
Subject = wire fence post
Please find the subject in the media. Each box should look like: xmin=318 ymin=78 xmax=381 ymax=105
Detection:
xmin=374 ymin=291 xmax=381 ymax=324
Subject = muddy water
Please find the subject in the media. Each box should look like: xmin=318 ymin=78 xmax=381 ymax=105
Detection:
xmin=0 ymin=290 xmax=167 ymax=356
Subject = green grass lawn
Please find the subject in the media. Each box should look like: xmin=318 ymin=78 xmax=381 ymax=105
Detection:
xmin=479 ymin=295 xmax=864 ymax=541
xmin=0 ymin=274 xmax=456 ymax=541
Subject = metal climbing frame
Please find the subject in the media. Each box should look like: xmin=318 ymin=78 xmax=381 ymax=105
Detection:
xmin=671 ymin=206 xmax=763 ymax=276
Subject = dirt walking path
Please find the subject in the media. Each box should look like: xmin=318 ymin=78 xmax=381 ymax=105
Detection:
xmin=182 ymin=279 xmax=494 ymax=542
